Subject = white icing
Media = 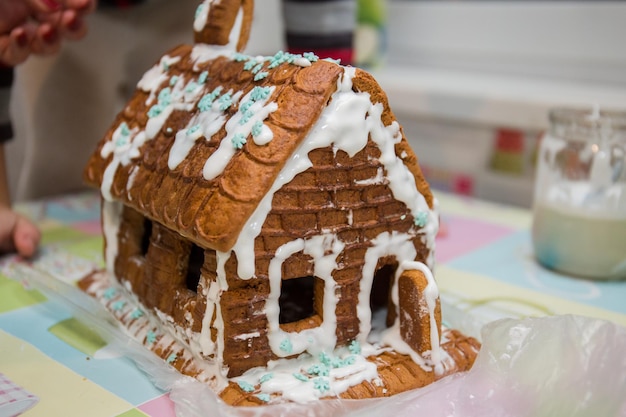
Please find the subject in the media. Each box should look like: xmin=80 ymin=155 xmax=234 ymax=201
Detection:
xmin=138 ymin=55 xmax=182 ymax=105
xmin=102 ymin=200 xmax=123 ymax=273
xmin=265 ymin=234 xmax=343 ymax=358
xmin=100 ymin=124 xmax=146 ymax=201
xmin=354 ymin=166 xmax=384 ymax=186
xmin=234 ymin=346 xmax=378 ymax=403
xmin=202 ymin=88 xmax=277 ymax=180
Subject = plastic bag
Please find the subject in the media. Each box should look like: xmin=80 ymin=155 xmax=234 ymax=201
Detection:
xmin=18 ymin=263 xmax=626 ymax=417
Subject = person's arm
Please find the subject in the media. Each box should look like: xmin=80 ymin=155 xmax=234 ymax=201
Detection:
xmin=0 ymin=65 xmax=40 ymax=257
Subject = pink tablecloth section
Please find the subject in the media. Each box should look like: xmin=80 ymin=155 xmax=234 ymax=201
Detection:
xmin=0 ymin=191 xmax=624 ymax=417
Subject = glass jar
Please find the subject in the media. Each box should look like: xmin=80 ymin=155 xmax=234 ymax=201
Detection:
xmin=532 ymin=108 xmax=626 ymax=280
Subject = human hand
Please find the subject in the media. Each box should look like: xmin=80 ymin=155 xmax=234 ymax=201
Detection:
xmin=0 ymin=205 xmax=40 ymax=258
xmin=0 ymin=0 xmax=97 ymax=66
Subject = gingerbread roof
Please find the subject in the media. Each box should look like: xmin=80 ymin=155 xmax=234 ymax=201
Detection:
xmin=84 ymin=0 xmax=433 ymax=253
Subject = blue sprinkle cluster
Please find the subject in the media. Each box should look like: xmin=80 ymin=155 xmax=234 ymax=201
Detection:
xmin=146 ymin=330 xmax=157 ymax=344
xmin=197 ymin=86 xmax=223 ymax=112
xmin=348 ymin=340 xmax=361 ymax=355
xmin=187 ymin=124 xmax=201 ymax=136
xmin=414 ymin=211 xmax=429 ymax=228
xmin=148 ymin=87 xmax=173 ymax=119
xmin=231 ymin=133 xmax=247 ymax=150
xmin=292 ymin=372 xmax=308 ymax=382
xmin=112 ymin=300 xmax=126 ymax=311
xmin=217 ymin=92 xmax=233 ymax=111
xmin=251 ymin=120 xmax=263 ymax=138
xmin=307 ymin=363 xmax=329 ymax=377
xmin=103 ymin=287 xmax=117 ymax=300
xmin=238 ymin=381 xmax=255 ymax=393
xmin=279 ymin=338 xmax=293 ymax=354
xmin=256 ymin=393 xmax=270 ymax=402
xmin=166 ymin=353 xmax=177 ymax=364
xmin=259 ymin=373 xmax=274 ymax=384
xmin=130 ymin=308 xmax=144 ymax=319
xmin=313 ymin=377 xmax=330 ymax=393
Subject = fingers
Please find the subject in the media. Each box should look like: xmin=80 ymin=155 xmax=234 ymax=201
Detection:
xmin=0 ymin=0 xmax=95 ymax=66
xmin=0 ymin=26 xmax=34 ymax=66
xmin=14 ymin=215 xmax=41 ymax=258
xmin=0 ymin=208 xmax=40 ymax=259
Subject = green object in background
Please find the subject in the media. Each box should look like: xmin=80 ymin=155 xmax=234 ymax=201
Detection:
xmin=356 ymin=0 xmax=387 ymax=69
xmin=358 ymin=0 xmax=386 ymax=26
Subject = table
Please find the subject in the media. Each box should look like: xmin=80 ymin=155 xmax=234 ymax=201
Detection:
xmin=1 ymin=191 xmax=625 ymax=417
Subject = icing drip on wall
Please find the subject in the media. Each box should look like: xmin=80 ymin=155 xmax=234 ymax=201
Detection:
xmin=265 ymin=234 xmax=343 ymax=358
xmin=101 ymin=200 xmax=123 ymax=274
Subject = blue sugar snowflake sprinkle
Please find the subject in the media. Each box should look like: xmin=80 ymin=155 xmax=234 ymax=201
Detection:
xmin=218 ymin=93 xmax=233 ymax=111
xmin=348 ymin=340 xmax=361 ymax=355
xmin=198 ymin=95 xmax=214 ymax=112
xmin=112 ymin=300 xmax=126 ymax=311
xmin=256 ymin=393 xmax=270 ymax=402
xmin=198 ymin=71 xmax=208 ymax=84
xmin=279 ymin=338 xmax=293 ymax=354
xmin=330 ymin=357 xmax=344 ymax=369
xmin=147 ymin=103 xmax=164 ymax=118
xmin=254 ymin=71 xmax=268 ymax=81
xmin=185 ymin=81 xmax=199 ymax=93
xmin=259 ymin=373 xmax=274 ymax=384
xmin=187 ymin=124 xmax=201 ymax=136
xmin=120 ymin=122 xmax=131 ymax=137
xmin=158 ymin=87 xmax=172 ymax=105
xmin=239 ymin=112 xmax=253 ymax=125
xmin=146 ymin=330 xmax=157 ymax=344
xmin=231 ymin=133 xmax=247 ymax=150
xmin=313 ymin=377 xmax=330 ymax=393
xmin=238 ymin=381 xmax=255 ymax=393
xmin=304 ymin=52 xmax=319 ymax=62
xmin=251 ymin=121 xmax=263 ymax=137
xmin=233 ymin=52 xmax=249 ymax=62
xmin=250 ymin=86 xmax=271 ymax=102
xmin=103 ymin=287 xmax=117 ymax=300
xmin=130 ymin=308 xmax=144 ymax=319
xmin=169 ymin=75 xmax=179 ymax=86
xmin=343 ymin=355 xmax=356 ymax=366
xmin=251 ymin=63 xmax=264 ymax=74
xmin=414 ymin=211 xmax=429 ymax=228
xmin=307 ymin=364 xmax=329 ymax=377
xmin=319 ymin=352 xmax=332 ymax=366
xmin=243 ymin=60 xmax=257 ymax=71
xmin=239 ymin=100 xmax=253 ymax=113
xmin=166 ymin=353 xmax=177 ymax=364
xmin=195 ymin=4 xmax=204 ymax=19
xmin=293 ymin=373 xmax=308 ymax=382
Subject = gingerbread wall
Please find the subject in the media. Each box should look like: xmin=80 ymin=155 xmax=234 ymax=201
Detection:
xmin=110 ymin=138 xmax=431 ymax=378
xmin=220 ymin=140 xmax=430 ymax=376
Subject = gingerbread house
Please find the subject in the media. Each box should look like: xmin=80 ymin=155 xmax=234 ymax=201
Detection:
xmin=80 ymin=0 xmax=478 ymax=405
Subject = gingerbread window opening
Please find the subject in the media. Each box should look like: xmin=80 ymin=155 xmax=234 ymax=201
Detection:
xmin=185 ymin=244 xmax=205 ymax=293
xmin=140 ymin=218 xmax=153 ymax=256
xmin=370 ymin=263 xmax=397 ymax=328
xmin=278 ymin=275 xmax=322 ymax=326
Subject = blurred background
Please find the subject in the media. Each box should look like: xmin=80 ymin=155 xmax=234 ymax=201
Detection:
xmin=6 ymin=0 xmax=626 ymax=207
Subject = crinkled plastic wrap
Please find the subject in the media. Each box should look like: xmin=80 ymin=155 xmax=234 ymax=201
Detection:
xmin=20 ymin=265 xmax=626 ymax=417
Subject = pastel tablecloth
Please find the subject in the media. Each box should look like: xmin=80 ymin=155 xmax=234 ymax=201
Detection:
xmin=1 ymin=191 xmax=625 ymax=417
